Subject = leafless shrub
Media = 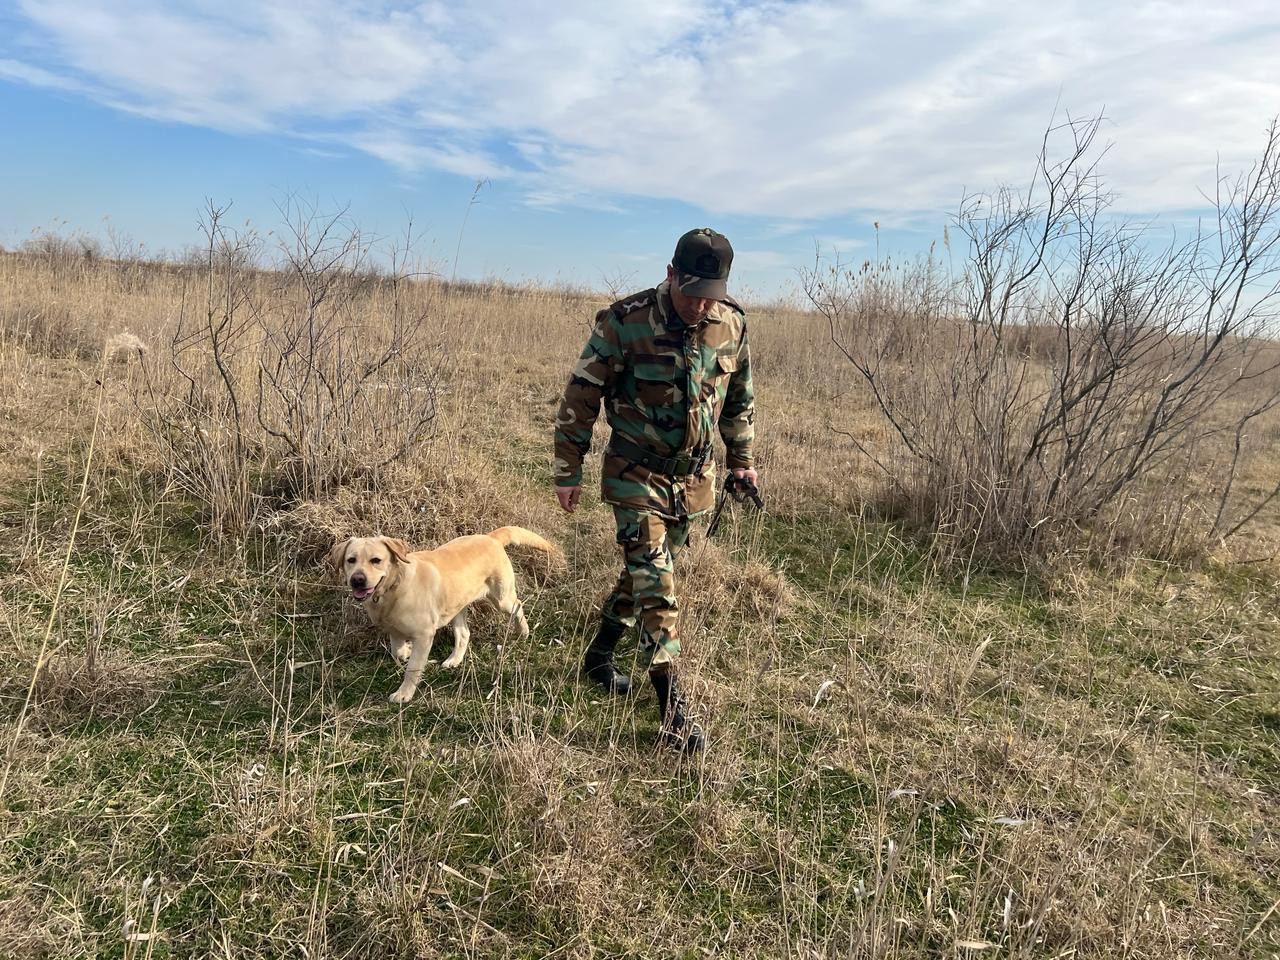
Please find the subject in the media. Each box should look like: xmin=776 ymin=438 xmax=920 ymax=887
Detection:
xmin=140 ymin=199 xmax=440 ymax=537
xmin=804 ymin=115 xmax=1280 ymax=563
xmin=20 ymin=226 xmax=102 ymax=266
xmin=140 ymin=201 xmax=263 ymax=535
xmin=598 ymin=267 xmax=638 ymax=301
xmin=254 ymin=198 xmax=439 ymax=502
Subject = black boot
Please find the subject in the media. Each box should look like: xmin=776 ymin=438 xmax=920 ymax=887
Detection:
xmin=582 ymin=619 xmax=631 ymax=694
xmin=649 ymin=666 xmax=705 ymax=754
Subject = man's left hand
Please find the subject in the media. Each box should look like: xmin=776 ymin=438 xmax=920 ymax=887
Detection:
xmin=731 ymin=467 xmax=759 ymax=489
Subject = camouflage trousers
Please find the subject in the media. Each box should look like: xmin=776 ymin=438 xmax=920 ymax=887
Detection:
xmin=599 ymin=506 xmax=691 ymax=669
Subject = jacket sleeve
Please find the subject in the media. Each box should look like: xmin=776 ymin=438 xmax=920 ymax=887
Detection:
xmin=718 ymin=323 xmax=755 ymax=470
xmin=553 ymin=309 xmax=622 ymax=486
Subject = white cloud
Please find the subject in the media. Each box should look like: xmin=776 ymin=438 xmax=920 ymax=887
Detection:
xmin=297 ymin=146 xmax=347 ymax=160
xmin=0 ymin=55 xmax=88 ymax=92
xmin=4 ymin=1 xmax=1280 ymax=221
xmin=348 ymin=134 xmax=512 ymax=181
xmin=816 ymin=236 xmax=868 ymax=250
xmin=734 ymin=249 xmax=792 ymax=271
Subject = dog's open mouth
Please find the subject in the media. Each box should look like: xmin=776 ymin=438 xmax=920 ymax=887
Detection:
xmin=351 ymin=586 xmax=374 ymax=601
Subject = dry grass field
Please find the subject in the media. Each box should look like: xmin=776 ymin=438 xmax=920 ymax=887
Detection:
xmin=0 ymin=240 xmax=1278 ymax=959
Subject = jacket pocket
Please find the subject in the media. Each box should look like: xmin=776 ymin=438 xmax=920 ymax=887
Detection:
xmin=701 ymin=351 xmax=738 ymax=400
xmin=633 ymin=357 xmax=677 ymax=408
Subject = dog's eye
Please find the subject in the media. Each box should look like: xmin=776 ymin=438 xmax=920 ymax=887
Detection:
xmin=372 ymin=557 xmax=383 ymax=564
xmin=346 ymin=557 xmax=355 ymax=564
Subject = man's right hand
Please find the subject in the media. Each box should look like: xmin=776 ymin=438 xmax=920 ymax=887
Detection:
xmin=555 ymin=485 xmax=582 ymax=513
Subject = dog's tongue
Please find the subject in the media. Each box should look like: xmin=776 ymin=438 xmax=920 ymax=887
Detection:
xmin=352 ymin=586 xmax=374 ymax=601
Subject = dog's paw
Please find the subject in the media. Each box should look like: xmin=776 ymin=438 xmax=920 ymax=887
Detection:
xmin=440 ymin=654 xmax=464 ymax=669
xmin=393 ymin=642 xmax=411 ymax=666
xmin=388 ymin=686 xmax=416 ymax=705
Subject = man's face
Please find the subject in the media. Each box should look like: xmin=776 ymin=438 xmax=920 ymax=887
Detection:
xmin=666 ymin=264 xmax=715 ymax=325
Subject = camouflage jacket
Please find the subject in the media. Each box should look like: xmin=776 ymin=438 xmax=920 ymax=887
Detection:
xmin=553 ymin=280 xmax=755 ymax=518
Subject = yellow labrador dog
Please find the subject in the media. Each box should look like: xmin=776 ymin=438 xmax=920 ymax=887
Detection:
xmin=330 ymin=527 xmax=555 ymax=704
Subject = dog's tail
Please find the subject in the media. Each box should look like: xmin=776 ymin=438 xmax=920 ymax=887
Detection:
xmin=487 ymin=526 xmax=556 ymax=553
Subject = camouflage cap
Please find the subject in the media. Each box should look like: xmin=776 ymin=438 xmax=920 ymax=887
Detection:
xmin=672 ymin=227 xmax=733 ymax=300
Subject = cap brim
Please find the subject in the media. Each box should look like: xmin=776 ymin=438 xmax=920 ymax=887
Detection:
xmin=676 ymin=273 xmax=728 ymax=300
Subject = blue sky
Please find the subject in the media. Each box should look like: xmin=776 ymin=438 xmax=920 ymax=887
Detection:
xmin=2 ymin=1 xmax=1279 ymax=299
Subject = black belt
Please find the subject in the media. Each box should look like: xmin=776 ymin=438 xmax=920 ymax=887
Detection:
xmin=608 ymin=434 xmax=710 ymax=477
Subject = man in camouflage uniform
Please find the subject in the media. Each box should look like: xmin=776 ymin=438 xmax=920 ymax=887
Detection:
xmin=553 ymin=228 xmax=757 ymax=753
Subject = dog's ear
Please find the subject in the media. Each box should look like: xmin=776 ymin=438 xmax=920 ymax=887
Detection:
xmin=328 ymin=538 xmax=351 ymax=575
xmin=381 ymin=537 xmax=412 ymax=564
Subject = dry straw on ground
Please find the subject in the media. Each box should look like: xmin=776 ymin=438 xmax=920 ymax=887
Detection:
xmin=0 ymin=183 xmax=1278 ymax=957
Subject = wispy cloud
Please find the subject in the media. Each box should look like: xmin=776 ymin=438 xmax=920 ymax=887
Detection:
xmin=735 ymin=249 xmax=793 ymax=271
xmin=0 ymin=55 xmax=89 ymax=93
xmin=813 ymin=236 xmax=869 ymax=254
xmin=4 ymin=1 xmax=1280 ymax=221
xmin=296 ymin=146 xmax=348 ymax=161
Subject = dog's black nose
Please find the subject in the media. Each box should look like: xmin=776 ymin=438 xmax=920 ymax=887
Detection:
xmin=351 ymin=573 xmax=367 ymax=589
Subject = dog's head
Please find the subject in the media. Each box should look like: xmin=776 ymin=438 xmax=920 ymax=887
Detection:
xmin=328 ymin=536 xmax=413 ymax=602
